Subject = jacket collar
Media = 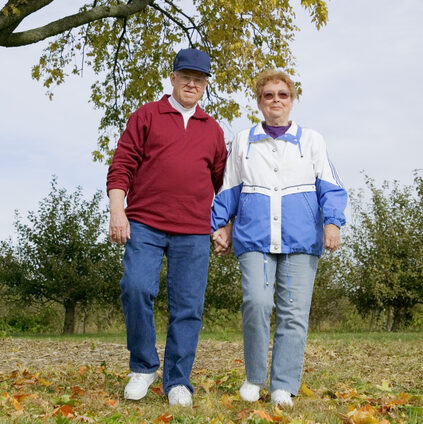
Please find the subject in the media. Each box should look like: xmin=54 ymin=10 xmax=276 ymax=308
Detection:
xmin=249 ymin=121 xmax=300 ymax=144
xmin=158 ymin=95 xmax=209 ymax=120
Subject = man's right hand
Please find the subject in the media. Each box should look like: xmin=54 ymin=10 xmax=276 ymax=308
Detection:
xmin=109 ymin=211 xmax=130 ymax=245
xmin=108 ymin=189 xmax=130 ymax=245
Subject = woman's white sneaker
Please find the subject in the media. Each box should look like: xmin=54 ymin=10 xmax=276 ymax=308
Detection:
xmin=240 ymin=380 xmax=262 ymax=402
xmin=168 ymin=385 xmax=192 ymax=407
xmin=124 ymin=371 xmax=157 ymax=400
xmin=271 ymin=389 xmax=293 ymax=408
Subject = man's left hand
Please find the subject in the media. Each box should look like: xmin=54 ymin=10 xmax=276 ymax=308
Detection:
xmin=323 ymin=224 xmax=340 ymax=253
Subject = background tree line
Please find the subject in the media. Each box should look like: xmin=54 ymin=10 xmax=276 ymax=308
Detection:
xmin=1 ymin=173 xmax=422 ymax=335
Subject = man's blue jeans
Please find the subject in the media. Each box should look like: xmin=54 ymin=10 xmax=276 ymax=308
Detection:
xmin=238 ymin=252 xmax=318 ymax=395
xmin=120 ymin=221 xmax=210 ymax=394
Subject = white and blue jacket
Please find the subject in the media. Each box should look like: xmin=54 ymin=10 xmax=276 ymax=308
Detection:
xmin=211 ymin=121 xmax=348 ymax=257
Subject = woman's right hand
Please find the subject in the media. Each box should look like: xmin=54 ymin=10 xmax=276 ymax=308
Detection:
xmin=211 ymin=222 xmax=233 ymax=256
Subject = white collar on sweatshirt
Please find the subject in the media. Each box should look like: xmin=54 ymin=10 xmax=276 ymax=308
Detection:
xmin=168 ymin=95 xmax=196 ymax=114
xmin=168 ymin=95 xmax=196 ymax=128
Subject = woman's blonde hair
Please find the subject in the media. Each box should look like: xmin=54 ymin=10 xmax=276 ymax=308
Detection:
xmin=255 ymin=69 xmax=297 ymax=101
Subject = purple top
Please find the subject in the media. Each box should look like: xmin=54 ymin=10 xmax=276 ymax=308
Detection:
xmin=262 ymin=122 xmax=291 ymax=139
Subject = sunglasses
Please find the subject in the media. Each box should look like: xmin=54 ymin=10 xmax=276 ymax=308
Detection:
xmin=262 ymin=90 xmax=291 ymax=100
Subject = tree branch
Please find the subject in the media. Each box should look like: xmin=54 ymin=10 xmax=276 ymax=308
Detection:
xmin=0 ymin=0 xmax=153 ymax=47
xmin=0 ymin=0 xmax=55 ymax=33
xmin=150 ymin=2 xmax=194 ymax=48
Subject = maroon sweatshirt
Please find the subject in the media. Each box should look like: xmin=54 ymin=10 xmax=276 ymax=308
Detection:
xmin=107 ymin=95 xmax=227 ymax=234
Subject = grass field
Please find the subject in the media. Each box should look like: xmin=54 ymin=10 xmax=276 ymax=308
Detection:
xmin=1 ymin=332 xmax=422 ymax=423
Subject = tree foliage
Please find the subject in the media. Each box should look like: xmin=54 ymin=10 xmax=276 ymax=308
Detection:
xmin=0 ymin=0 xmax=329 ymax=162
xmin=343 ymin=173 xmax=423 ymax=331
xmin=0 ymin=177 xmax=123 ymax=334
xmin=309 ymin=251 xmax=349 ymax=330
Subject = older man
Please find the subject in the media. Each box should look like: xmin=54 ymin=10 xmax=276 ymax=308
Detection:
xmin=107 ymin=49 xmax=227 ymax=406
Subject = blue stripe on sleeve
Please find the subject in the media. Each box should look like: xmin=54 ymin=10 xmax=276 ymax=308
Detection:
xmin=316 ymin=178 xmax=348 ymax=227
xmin=211 ymin=183 xmax=243 ymax=232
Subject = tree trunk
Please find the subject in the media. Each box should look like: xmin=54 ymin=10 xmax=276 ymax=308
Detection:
xmin=386 ymin=306 xmax=394 ymax=331
xmin=63 ymin=301 xmax=76 ymax=334
xmin=391 ymin=306 xmax=404 ymax=332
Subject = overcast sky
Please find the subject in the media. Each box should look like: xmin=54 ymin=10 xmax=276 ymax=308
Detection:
xmin=1 ymin=0 xmax=422 ymax=240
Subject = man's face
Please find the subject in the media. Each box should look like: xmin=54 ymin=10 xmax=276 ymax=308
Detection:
xmin=170 ymin=69 xmax=208 ymax=108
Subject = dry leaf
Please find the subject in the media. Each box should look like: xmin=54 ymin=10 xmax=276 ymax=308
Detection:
xmin=375 ymin=380 xmax=392 ymax=392
xmin=151 ymin=385 xmax=165 ymax=396
xmin=200 ymin=378 xmax=214 ymax=393
xmin=12 ymin=398 xmax=22 ymax=411
xmin=13 ymin=393 xmax=28 ymax=402
xmin=53 ymin=404 xmax=75 ymax=418
xmin=238 ymin=408 xmax=251 ymax=419
xmin=106 ymin=398 xmax=118 ymax=407
xmin=220 ymin=394 xmax=234 ymax=409
xmin=335 ymin=387 xmax=360 ymax=400
xmin=78 ymin=366 xmax=88 ymax=375
xmin=154 ymin=413 xmax=173 ymax=423
xmin=300 ymin=383 xmax=316 ymax=398
xmin=252 ymin=409 xmax=274 ymax=422
xmin=70 ymin=386 xmax=86 ymax=397
xmin=347 ymin=407 xmax=379 ymax=424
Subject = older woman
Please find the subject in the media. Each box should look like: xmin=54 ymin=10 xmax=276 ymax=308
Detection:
xmin=211 ymin=70 xmax=347 ymax=407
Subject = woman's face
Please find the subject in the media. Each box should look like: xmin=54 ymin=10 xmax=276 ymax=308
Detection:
xmin=257 ymin=80 xmax=294 ymax=126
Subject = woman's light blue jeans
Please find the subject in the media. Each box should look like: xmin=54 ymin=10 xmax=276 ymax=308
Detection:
xmin=120 ymin=221 xmax=210 ymax=394
xmin=238 ymin=252 xmax=318 ymax=395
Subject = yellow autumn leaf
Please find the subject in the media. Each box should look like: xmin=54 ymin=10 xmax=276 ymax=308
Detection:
xmin=347 ymin=408 xmax=379 ymax=424
xmin=220 ymin=394 xmax=234 ymax=409
xmin=300 ymin=383 xmax=316 ymax=398
xmin=375 ymin=379 xmax=392 ymax=392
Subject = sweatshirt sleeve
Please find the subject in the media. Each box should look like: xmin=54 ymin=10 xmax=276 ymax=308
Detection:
xmin=210 ymin=132 xmax=243 ymax=232
xmin=312 ymin=133 xmax=348 ymax=228
xmin=106 ymin=109 xmax=147 ymax=195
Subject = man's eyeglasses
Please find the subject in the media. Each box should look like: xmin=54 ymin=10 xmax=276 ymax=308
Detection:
xmin=176 ymin=72 xmax=208 ymax=87
xmin=262 ymin=90 xmax=291 ymax=101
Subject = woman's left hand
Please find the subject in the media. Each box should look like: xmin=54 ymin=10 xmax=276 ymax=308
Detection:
xmin=323 ymin=224 xmax=340 ymax=253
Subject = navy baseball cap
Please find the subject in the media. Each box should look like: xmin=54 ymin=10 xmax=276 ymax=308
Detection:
xmin=173 ymin=48 xmax=211 ymax=76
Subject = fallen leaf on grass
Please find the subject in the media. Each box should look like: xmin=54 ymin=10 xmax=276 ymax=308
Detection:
xmin=13 ymin=393 xmax=29 ymax=402
xmin=238 ymin=407 xmax=251 ymax=419
xmin=336 ymin=387 xmax=360 ymax=400
xmin=220 ymin=394 xmax=234 ymax=409
xmin=38 ymin=378 xmax=52 ymax=386
xmin=12 ymin=397 xmax=22 ymax=411
xmin=154 ymin=413 xmax=173 ymax=423
xmin=70 ymin=386 xmax=86 ymax=397
xmin=375 ymin=380 xmax=392 ymax=392
xmin=151 ymin=385 xmax=165 ymax=396
xmin=300 ymin=383 xmax=316 ymax=398
xmin=78 ymin=366 xmax=89 ymax=375
xmin=199 ymin=378 xmax=215 ymax=394
xmin=234 ymin=359 xmax=243 ymax=364
xmin=105 ymin=398 xmax=118 ymax=407
xmin=346 ymin=404 xmax=380 ymax=424
xmin=272 ymin=405 xmax=289 ymax=423
xmin=53 ymin=404 xmax=75 ymax=418
xmin=252 ymin=409 xmax=274 ymax=422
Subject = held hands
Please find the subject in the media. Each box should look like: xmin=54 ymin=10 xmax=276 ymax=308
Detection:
xmin=323 ymin=223 xmax=341 ymax=253
xmin=211 ymin=222 xmax=233 ymax=256
xmin=109 ymin=210 xmax=130 ymax=245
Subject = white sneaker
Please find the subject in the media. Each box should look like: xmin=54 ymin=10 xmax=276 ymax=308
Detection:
xmin=271 ymin=389 xmax=293 ymax=408
xmin=124 ymin=371 xmax=157 ymax=400
xmin=240 ymin=380 xmax=262 ymax=402
xmin=168 ymin=385 xmax=192 ymax=407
